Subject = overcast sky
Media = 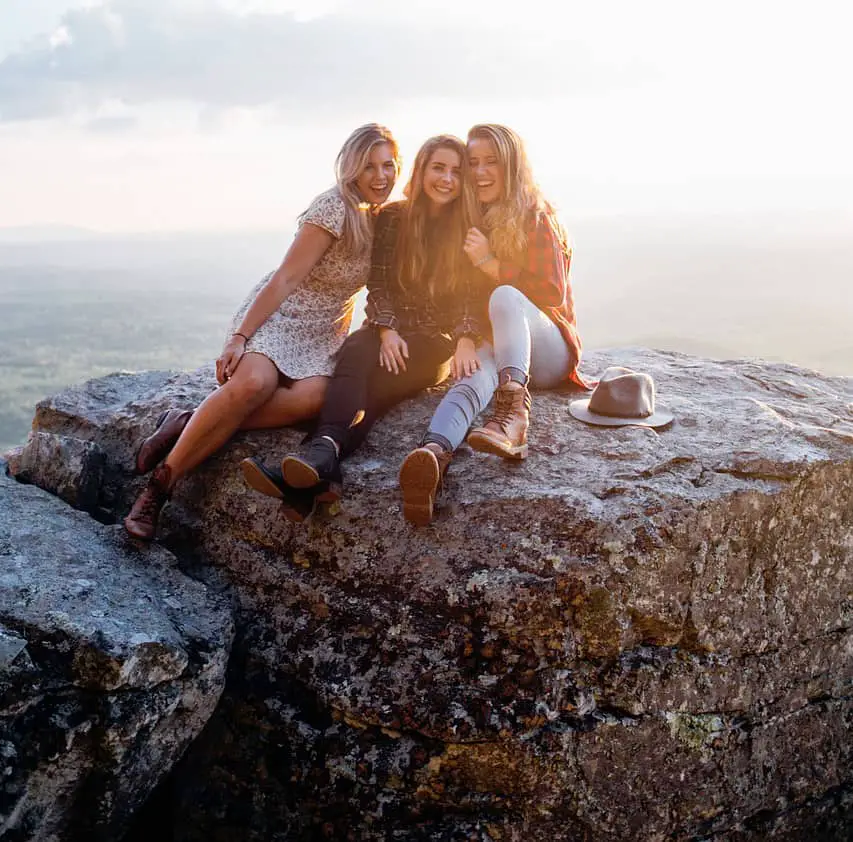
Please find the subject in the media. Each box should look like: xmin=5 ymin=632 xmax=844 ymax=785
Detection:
xmin=1 ymin=0 xmax=851 ymax=231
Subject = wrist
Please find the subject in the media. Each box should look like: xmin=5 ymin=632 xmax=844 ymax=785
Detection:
xmin=232 ymin=332 xmax=248 ymax=344
xmin=474 ymin=252 xmax=495 ymax=268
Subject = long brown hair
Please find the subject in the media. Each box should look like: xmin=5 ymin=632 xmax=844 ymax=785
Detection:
xmin=333 ymin=123 xmax=401 ymax=255
xmin=467 ymin=123 xmax=550 ymax=261
xmin=396 ymin=134 xmax=477 ymax=298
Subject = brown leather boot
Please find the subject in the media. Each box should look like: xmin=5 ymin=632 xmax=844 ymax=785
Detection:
xmin=135 ymin=409 xmax=193 ymax=474
xmin=124 ymin=463 xmax=173 ymax=540
xmin=399 ymin=443 xmax=452 ymax=526
xmin=466 ymin=382 xmax=531 ymax=460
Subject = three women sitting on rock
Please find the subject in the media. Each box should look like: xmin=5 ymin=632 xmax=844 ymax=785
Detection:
xmin=125 ymin=122 xmax=585 ymax=538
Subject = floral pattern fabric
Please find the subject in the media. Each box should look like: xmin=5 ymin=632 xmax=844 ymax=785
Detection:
xmin=227 ymin=188 xmax=370 ymax=380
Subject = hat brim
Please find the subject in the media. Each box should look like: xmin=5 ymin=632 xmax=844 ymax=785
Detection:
xmin=568 ymin=399 xmax=674 ymax=428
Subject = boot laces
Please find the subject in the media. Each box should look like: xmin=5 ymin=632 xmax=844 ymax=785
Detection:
xmin=135 ymin=472 xmax=169 ymax=522
xmin=490 ymin=388 xmax=517 ymax=433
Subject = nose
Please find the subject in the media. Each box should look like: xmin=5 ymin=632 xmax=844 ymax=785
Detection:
xmin=475 ymin=162 xmax=488 ymax=179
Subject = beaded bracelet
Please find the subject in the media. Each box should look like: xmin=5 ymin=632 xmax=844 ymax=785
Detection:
xmin=474 ymin=253 xmax=495 ymax=268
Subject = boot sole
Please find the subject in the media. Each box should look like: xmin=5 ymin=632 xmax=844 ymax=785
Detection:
xmin=399 ymin=449 xmax=439 ymax=526
xmin=467 ymin=431 xmax=528 ymax=460
xmin=281 ymin=457 xmax=342 ymax=504
xmin=241 ymin=458 xmax=284 ymax=499
xmin=134 ymin=410 xmax=169 ymax=475
xmin=124 ymin=517 xmax=155 ymax=541
xmin=281 ymin=456 xmax=320 ymax=489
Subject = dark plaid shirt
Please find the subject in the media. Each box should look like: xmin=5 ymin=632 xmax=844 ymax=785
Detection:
xmin=365 ymin=202 xmax=483 ymax=341
xmin=487 ymin=207 xmax=586 ymax=388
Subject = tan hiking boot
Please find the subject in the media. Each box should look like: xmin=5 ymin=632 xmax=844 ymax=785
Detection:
xmin=124 ymin=463 xmax=173 ymax=540
xmin=399 ymin=442 xmax=452 ymax=526
xmin=135 ymin=409 xmax=193 ymax=474
xmin=467 ymin=382 xmax=531 ymax=460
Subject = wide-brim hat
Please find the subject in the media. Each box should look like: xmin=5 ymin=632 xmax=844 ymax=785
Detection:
xmin=569 ymin=366 xmax=673 ymax=428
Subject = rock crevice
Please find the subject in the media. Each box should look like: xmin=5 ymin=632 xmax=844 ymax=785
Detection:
xmin=4 ymin=347 xmax=852 ymax=840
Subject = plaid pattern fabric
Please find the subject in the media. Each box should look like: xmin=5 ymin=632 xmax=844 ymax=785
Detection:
xmin=492 ymin=208 xmax=586 ymax=388
xmin=365 ymin=202 xmax=484 ymax=341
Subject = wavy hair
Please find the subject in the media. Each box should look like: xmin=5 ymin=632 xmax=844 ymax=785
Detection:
xmin=333 ymin=123 xmax=401 ymax=255
xmin=467 ymin=123 xmax=549 ymax=261
xmin=396 ymin=134 xmax=478 ymax=298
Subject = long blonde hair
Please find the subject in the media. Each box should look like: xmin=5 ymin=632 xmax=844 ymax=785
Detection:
xmin=468 ymin=123 xmax=548 ymax=261
xmin=396 ymin=135 xmax=478 ymax=298
xmin=334 ymin=123 xmax=401 ymax=255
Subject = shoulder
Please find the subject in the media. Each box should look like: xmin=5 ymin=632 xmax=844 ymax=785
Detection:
xmin=377 ymin=200 xmax=408 ymax=222
xmin=375 ymin=200 xmax=408 ymax=233
xmin=532 ymin=204 xmax=569 ymax=246
xmin=301 ymin=187 xmax=347 ymax=238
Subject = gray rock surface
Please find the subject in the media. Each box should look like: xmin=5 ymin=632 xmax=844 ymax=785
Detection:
xmin=0 ymin=469 xmax=233 ymax=841
xmin=7 ymin=348 xmax=853 ymax=840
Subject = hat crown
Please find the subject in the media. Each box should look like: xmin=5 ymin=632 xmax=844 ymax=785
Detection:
xmin=588 ymin=367 xmax=655 ymax=419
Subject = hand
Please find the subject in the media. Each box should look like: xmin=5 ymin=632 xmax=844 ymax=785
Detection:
xmin=451 ymin=337 xmax=480 ymax=380
xmin=216 ymin=335 xmax=246 ymax=385
xmin=378 ymin=328 xmax=409 ymax=375
xmin=464 ymin=227 xmax=493 ymax=268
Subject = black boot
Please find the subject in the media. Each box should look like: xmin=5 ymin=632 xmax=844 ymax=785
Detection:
xmin=241 ymin=457 xmax=325 ymax=523
xmin=281 ymin=437 xmax=342 ymax=502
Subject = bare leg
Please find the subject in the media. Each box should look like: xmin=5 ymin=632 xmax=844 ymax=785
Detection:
xmin=164 ymin=353 xmax=280 ymax=485
xmin=239 ymin=376 xmax=327 ymax=430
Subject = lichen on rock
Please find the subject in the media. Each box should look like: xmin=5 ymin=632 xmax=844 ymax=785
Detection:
xmin=5 ymin=347 xmax=853 ymax=840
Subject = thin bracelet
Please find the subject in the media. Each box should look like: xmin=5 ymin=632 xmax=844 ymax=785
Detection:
xmin=233 ymin=332 xmax=249 ymax=343
xmin=474 ymin=253 xmax=495 ymax=268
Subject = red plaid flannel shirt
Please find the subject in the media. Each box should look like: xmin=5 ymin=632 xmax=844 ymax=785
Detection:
xmin=486 ymin=207 xmax=586 ymax=388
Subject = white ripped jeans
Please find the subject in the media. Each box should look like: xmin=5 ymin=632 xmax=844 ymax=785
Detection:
xmin=425 ymin=285 xmax=571 ymax=451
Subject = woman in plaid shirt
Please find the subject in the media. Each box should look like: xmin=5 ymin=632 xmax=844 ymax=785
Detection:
xmin=399 ymin=123 xmax=587 ymax=525
xmin=242 ymin=134 xmax=483 ymax=517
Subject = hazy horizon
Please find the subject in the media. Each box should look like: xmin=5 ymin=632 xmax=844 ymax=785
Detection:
xmin=2 ymin=208 xmax=851 ymax=453
xmin=2 ymin=1 xmax=851 ymax=453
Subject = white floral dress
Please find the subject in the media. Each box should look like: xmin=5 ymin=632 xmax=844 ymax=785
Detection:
xmin=227 ymin=188 xmax=371 ymax=380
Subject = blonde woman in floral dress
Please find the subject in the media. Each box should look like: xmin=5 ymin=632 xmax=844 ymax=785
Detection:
xmin=124 ymin=124 xmax=401 ymax=540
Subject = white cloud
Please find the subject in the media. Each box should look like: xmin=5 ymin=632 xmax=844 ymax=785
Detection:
xmin=0 ymin=0 xmax=647 ymax=123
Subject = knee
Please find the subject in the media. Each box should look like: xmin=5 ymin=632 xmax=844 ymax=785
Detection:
xmin=488 ymin=285 xmax=527 ymax=318
xmin=337 ymin=328 xmax=379 ymax=371
xmin=305 ymin=379 xmax=327 ymax=414
xmin=231 ymin=367 xmax=275 ymax=403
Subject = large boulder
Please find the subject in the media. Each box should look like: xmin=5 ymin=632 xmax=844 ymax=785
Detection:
xmin=0 ymin=468 xmax=234 ymax=841
xmin=7 ymin=347 xmax=853 ymax=840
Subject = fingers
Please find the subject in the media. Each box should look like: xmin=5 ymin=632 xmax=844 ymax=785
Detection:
xmin=393 ymin=346 xmax=407 ymax=372
xmin=380 ymin=338 xmax=407 ymax=374
xmin=379 ymin=347 xmax=400 ymax=375
xmin=450 ymin=356 xmax=459 ymax=380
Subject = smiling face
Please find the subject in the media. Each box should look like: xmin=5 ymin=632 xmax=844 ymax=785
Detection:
xmin=354 ymin=141 xmax=398 ymax=205
xmin=468 ymin=136 xmax=505 ymax=206
xmin=421 ymin=146 xmax=462 ymax=214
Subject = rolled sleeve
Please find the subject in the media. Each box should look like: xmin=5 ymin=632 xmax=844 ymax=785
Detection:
xmin=365 ymin=205 xmax=403 ymax=331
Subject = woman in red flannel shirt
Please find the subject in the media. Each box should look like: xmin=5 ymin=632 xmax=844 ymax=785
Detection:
xmin=399 ymin=123 xmax=586 ymax=525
